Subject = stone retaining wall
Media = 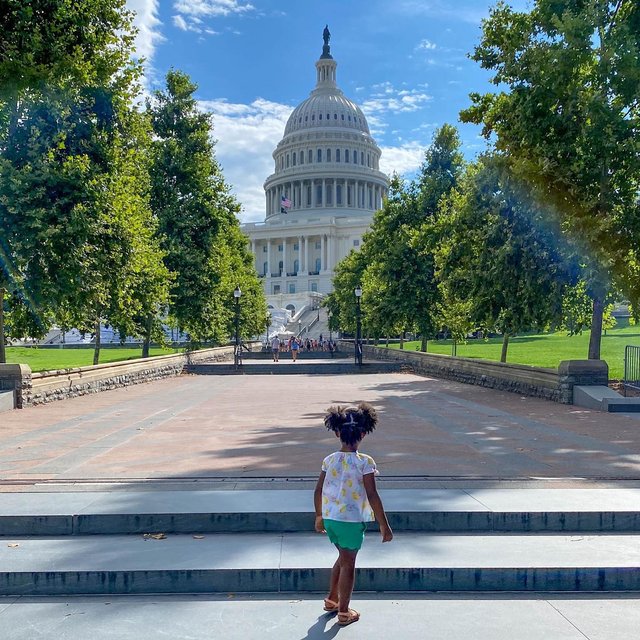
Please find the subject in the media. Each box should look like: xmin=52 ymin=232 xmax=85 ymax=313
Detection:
xmin=0 ymin=346 xmax=243 ymax=408
xmin=346 ymin=343 xmax=608 ymax=404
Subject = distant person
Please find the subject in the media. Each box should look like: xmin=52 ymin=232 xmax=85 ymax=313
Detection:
xmin=314 ymin=403 xmax=393 ymax=626
xmin=271 ymin=336 xmax=281 ymax=362
xmin=291 ymin=336 xmax=300 ymax=362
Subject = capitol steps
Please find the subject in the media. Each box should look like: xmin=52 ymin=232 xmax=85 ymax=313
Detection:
xmin=185 ymin=360 xmax=403 ymax=375
xmin=2 ymin=488 xmax=640 ymax=596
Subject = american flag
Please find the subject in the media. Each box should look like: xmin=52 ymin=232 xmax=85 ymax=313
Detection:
xmin=281 ymin=195 xmax=291 ymax=209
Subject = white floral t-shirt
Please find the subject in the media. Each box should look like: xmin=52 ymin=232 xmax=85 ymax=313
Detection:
xmin=321 ymin=451 xmax=377 ymax=523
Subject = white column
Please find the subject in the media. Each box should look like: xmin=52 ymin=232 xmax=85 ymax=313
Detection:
xmin=267 ymin=240 xmax=272 ymax=277
xmin=282 ymin=237 xmax=287 ymax=276
xmin=298 ymin=235 xmax=303 ymax=274
xmin=320 ymin=234 xmax=326 ymax=272
xmin=327 ymin=234 xmax=333 ymax=273
xmin=322 ymin=179 xmax=326 ymax=207
xmin=304 ymin=235 xmax=310 ymax=274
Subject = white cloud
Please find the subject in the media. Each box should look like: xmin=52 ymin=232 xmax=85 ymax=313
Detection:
xmin=197 ymin=98 xmax=293 ymax=223
xmin=416 ymin=39 xmax=437 ymax=50
xmin=127 ymin=0 xmax=164 ymax=62
xmin=173 ymin=14 xmax=189 ymax=30
xmin=361 ymin=84 xmax=433 ymax=116
xmin=379 ymin=143 xmax=425 ymax=177
xmin=174 ymin=0 xmax=255 ymax=18
xmin=126 ymin=0 xmax=164 ymax=89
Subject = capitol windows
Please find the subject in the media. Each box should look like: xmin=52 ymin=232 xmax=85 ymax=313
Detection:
xmin=286 ymin=154 xmax=290 ymax=168
xmin=345 ymin=149 xmax=349 ymax=163
xmin=263 ymin=245 xmax=268 ymax=252
xmin=307 ymin=185 xmax=312 ymax=206
xmin=336 ymin=184 xmax=343 ymax=205
xmin=353 ymin=239 xmax=360 ymax=247
xmin=367 ymin=153 xmax=371 ymax=167
xmin=334 ymin=113 xmax=338 ymax=120
xmin=341 ymin=114 xmax=345 ymax=121
xmin=326 ymin=149 xmax=332 ymax=162
xmin=263 ymin=261 xmax=268 ymax=275
xmin=308 ymin=149 xmax=313 ymax=163
xmin=353 ymin=150 xmax=357 ymax=163
xmin=278 ymin=244 xmax=283 ymax=252
xmin=317 ymin=148 xmax=322 ymax=162
xmin=300 ymin=152 xmax=304 ymax=165
xmin=319 ymin=113 xmax=322 ymax=120
xmin=361 ymin=151 xmax=365 ymax=165
xmin=316 ymin=184 xmax=323 ymax=204
xmin=311 ymin=114 xmax=315 ymax=121
xmin=315 ymin=241 xmax=321 ymax=249
xmin=292 ymin=152 xmax=296 ymax=166
xmin=336 ymin=149 xmax=341 ymax=162
xmin=327 ymin=113 xmax=330 ymax=120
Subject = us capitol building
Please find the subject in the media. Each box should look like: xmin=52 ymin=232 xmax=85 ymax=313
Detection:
xmin=241 ymin=27 xmax=389 ymax=310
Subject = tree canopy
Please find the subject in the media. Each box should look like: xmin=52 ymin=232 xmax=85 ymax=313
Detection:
xmin=461 ymin=0 xmax=640 ymax=358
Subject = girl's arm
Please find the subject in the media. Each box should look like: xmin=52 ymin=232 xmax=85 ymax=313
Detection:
xmin=314 ymin=471 xmax=326 ymax=533
xmin=363 ymin=473 xmax=393 ymax=542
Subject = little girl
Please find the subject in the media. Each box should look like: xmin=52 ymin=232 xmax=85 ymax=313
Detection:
xmin=314 ymin=402 xmax=393 ymax=626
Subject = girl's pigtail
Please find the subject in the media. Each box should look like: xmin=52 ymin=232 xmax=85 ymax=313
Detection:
xmin=357 ymin=402 xmax=378 ymax=435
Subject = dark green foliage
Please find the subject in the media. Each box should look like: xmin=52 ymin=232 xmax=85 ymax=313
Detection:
xmin=148 ymin=70 xmax=266 ymax=344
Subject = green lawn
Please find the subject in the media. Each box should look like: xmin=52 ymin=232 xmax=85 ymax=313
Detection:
xmin=5 ymin=347 xmax=182 ymax=373
xmin=387 ymin=325 xmax=640 ymax=379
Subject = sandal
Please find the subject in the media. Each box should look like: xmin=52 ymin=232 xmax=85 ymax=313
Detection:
xmin=337 ymin=609 xmax=360 ymax=626
xmin=323 ymin=598 xmax=339 ymax=612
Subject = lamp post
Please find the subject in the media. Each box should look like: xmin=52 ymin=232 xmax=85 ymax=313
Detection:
xmin=233 ymin=286 xmax=241 ymax=368
xmin=354 ymin=285 xmax=362 ymax=367
xmin=298 ymin=319 xmax=302 ymax=337
xmin=328 ymin=312 xmax=332 ymax=343
xmin=265 ymin=312 xmax=271 ymax=350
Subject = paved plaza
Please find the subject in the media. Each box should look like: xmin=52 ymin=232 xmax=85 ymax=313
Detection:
xmin=2 ymin=369 xmax=640 ymax=486
xmin=2 ymin=369 xmax=640 ymax=639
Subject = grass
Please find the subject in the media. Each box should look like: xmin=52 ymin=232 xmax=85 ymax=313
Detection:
xmin=386 ymin=325 xmax=640 ymax=379
xmin=5 ymin=346 xmax=183 ymax=373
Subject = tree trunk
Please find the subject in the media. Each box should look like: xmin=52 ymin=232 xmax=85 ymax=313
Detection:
xmin=452 ymin=339 xmax=457 ymax=357
xmin=385 ymin=335 xmax=389 ymax=347
xmin=142 ymin=313 xmax=153 ymax=358
xmin=420 ymin=335 xmax=427 ymax=352
xmin=500 ymin=333 xmax=510 ymax=363
xmin=400 ymin=331 xmax=405 ymax=350
xmin=588 ymin=295 xmax=604 ymax=360
xmin=0 ymin=287 xmax=6 ymax=364
xmin=93 ymin=318 xmax=101 ymax=365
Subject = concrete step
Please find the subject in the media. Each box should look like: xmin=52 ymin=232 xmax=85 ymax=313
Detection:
xmin=241 ymin=350 xmax=349 ymax=360
xmin=0 ymin=390 xmax=14 ymax=413
xmin=1 ymin=592 xmax=637 ymax=640
xmin=185 ymin=361 xmax=404 ymax=375
xmin=573 ymin=385 xmax=640 ymax=412
xmin=3 ymin=489 xmax=640 ymax=536
xmin=2 ymin=531 xmax=640 ymax=595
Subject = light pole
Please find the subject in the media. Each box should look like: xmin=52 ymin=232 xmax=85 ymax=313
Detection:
xmin=298 ymin=319 xmax=302 ymax=337
xmin=265 ymin=312 xmax=271 ymax=350
xmin=233 ymin=286 xmax=241 ymax=368
xmin=328 ymin=312 xmax=332 ymax=343
xmin=354 ymin=285 xmax=362 ymax=367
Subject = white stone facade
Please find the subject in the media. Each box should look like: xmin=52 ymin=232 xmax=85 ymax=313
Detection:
xmin=241 ymin=30 xmax=389 ymax=297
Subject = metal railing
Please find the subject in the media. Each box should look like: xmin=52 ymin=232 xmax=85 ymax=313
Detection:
xmin=623 ymin=345 xmax=640 ymax=396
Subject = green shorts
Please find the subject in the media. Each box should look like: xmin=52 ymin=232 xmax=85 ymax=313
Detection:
xmin=323 ymin=519 xmax=366 ymax=551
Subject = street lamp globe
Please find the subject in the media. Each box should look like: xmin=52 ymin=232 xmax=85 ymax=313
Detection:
xmin=234 ymin=286 xmax=242 ymax=299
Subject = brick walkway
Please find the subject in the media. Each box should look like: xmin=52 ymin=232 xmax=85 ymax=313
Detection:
xmin=2 ymin=370 xmax=640 ymax=486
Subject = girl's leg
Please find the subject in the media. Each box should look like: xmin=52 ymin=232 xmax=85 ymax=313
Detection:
xmin=326 ymin=554 xmax=341 ymax=604
xmin=337 ymin=547 xmax=358 ymax=613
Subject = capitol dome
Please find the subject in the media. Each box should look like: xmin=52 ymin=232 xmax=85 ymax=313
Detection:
xmin=263 ymin=27 xmax=387 ymax=222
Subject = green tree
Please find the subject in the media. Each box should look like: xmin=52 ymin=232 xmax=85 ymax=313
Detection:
xmin=148 ymin=70 xmax=265 ymax=345
xmin=436 ymin=157 xmax=574 ymax=362
xmin=462 ymin=0 xmax=640 ymax=359
xmin=0 ymin=0 xmax=170 ymax=364
xmin=0 ymin=0 xmax=134 ymax=96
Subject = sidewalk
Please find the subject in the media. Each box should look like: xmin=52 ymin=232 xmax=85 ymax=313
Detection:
xmin=0 ymin=593 xmax=637 ymax=640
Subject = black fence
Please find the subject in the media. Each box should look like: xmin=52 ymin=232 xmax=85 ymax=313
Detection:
xmin=623 ymin=345 xmax=640 ymax=395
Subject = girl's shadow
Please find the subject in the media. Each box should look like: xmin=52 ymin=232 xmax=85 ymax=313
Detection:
xmin=301 ymin=612 xmax=341 ymax=639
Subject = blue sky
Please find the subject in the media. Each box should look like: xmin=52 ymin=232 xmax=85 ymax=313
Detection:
xmin=126 ymin=0 xmax=530 ymax=222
